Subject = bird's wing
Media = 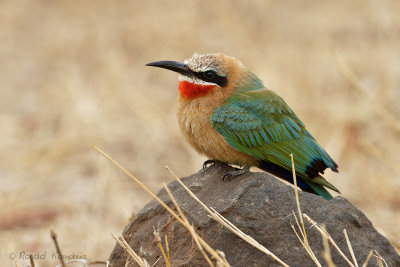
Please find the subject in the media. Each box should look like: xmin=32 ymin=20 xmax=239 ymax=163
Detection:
xmin=211 ymin=89 xmax=338 ymax=187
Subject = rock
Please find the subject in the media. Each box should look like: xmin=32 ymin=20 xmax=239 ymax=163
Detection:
xmin=109 ymin=162 xmax=400 ymax=266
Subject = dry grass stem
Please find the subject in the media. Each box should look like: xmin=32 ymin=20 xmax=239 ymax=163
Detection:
xmin=12 ymin=249 xmax=21 ymax=267
xmin=29 ymin=254 xmax=35 ymax=267
xmin=376 ymin=257 xmax=384 ymax=267
xmin=290 ymin=222 xmax=303 ymax=245
xmin=50 ymin=229 xmax=66 ymax=267
xmin=373 ymin=250 xmax=388 ymax=267
xmin=165 ymin=235 xmax=170 ymax=264
xmin=165 ymin=166 xmax=289 ymax=267
xmin=111 ymin=234 xmax=150 ymax=267
xmin=151 ymin=257 xmax=162 ymax=267
xmin=290 ymin=154 xmax=307 ymax=242
xmin=210 ymin=206 xmax=289 ymax=267
xmin=361 ymin=251 xmax=374 ymax=267
xmin=291 ymin=150 xmax=387 ymax=267
xmin=153 ymin=228 xmax=170 ymax=267
xmin=289 ymin=154 xmax=321 ymax=266
xmin=95 ymin=146 xmax=229 ymax=267
xmin=290 ymin=212 xmax=321 ymax=266
xmin=321 ymin=224 xmax=335 ymax=267
xmin=162 ymin=184 xmax=217 ymax=267
xmin=303 ymin=214 xmax=354 ymax=266
xmin=344 ymin=229 xmax=358 ymax=267
xmin=93 ymin=146 xmax=177 ymax=216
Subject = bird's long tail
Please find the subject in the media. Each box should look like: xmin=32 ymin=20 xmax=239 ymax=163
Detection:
xmin=258 ymin=160 xmax=336 ymax=200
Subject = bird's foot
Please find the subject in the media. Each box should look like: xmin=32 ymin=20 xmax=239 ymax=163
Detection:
xmin=222 ymin=166 xmax=250 ymax=182
xmin=202 ymin=159 xmax=224 ymax=170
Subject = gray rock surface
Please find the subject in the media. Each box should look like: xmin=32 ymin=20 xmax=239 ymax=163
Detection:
xmin=109 ymin=162 xmax=400 ymax=266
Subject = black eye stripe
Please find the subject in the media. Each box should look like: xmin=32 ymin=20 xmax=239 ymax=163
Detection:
xmin=193 ymin=70 xmax=227 ymax=87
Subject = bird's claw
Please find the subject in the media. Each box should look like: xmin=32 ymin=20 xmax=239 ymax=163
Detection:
xmin=222 ymin=172 xmax=233 ymax=182
xmin=202 ymin=161 xmax=250 ymax=181
xmin=222 ymin=166 xmax=250 ymax=182
xmin=203 ymin=160 xmax=220 ymax=170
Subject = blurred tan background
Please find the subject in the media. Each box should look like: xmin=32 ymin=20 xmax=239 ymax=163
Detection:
xmin=1 ymin=0 xmax=399 ymax=265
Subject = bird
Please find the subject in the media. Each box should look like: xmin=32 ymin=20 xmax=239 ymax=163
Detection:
xmin=146 ymin=52 xmax=339 ymax=200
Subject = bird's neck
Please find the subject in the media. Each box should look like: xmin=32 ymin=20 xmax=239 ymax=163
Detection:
xmin=233 ymin=71 xmax=265 ymax=93
xmin=178 ymin=81 xmax=215 ymax=99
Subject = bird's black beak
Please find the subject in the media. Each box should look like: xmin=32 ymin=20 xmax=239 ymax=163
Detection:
xmin=146 ymin=60 xmax=194 ymax=78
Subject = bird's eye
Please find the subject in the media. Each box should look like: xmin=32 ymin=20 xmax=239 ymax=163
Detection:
xmin=203 ymin=70 xmax=216 ymax=79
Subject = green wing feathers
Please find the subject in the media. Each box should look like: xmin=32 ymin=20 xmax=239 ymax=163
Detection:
xmin=211 ymin=89 xmax=339 ymax=195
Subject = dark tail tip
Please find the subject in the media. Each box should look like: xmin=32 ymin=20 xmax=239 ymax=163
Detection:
xmin=258 ymin=160 xmax=317 ymax=195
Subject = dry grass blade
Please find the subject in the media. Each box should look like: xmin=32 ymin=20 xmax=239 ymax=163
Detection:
xmin=321 ymin=224 xmax=335 ymax=267
xmin=165 ymin=235 xmax=170 ymax=264
xmin=162 ymin=184 xmax=216 ymax=267
xmin=290 ymin=211 xmax=321 ymax=266
xmin=165 ymin=166 xmax=289 ymax=267
xmin=290 ymin=154 xmax=307 ymax=241
xmin=210 ymin=205 xmax=289 ymax=267
xmin=344 ymin=229 xmax=358 ymax=267
xmin=50 ymin=229 xmax=66 ymax=267
xmin=151 ymin=257 xmax=162 ymax=267
xmin=289 ymin=154 xmax=321 ymax=267
xmin=303 ymin=214 xmax=354 ymax=266
xmin=361 ymin=250 xmax=373 ymax=267
xmin=111 ymin=233 xmax=150 ymax=267
xmin=94 ymin=146 xmax=229 ymax=267
xmin=373 ymin=250 xmax=388 ymax=267
xmin=290 ymin=221 xmax=307 ymax=250
xmin=153 ymin=228 xmax=170 ymax=267
xmin=330 ymin=48 xmax=400 ymax=134
xmin=11 ymin=249 xmax=22 ymax=267
xmin=29 ymin=254 xmax=35 ymax=267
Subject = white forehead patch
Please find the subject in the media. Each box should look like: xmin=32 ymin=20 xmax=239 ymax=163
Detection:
xmin=184 ymin=52 xmax=225 ymax=76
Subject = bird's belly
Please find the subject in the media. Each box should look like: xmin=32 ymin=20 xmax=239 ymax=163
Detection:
xmin=177 ymin=104 xmax=257 ymax=167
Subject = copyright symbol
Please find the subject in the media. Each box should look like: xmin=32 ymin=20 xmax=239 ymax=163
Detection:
xmin=9 ymin=252 xmax=16 ymax=260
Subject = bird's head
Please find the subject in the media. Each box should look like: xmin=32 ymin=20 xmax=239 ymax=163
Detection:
xmin=146 ymin=53 xmax=263 ymax=99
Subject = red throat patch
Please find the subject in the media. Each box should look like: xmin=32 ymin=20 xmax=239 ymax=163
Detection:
xmin=178 ymin=81 xmax=215 ymax=99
